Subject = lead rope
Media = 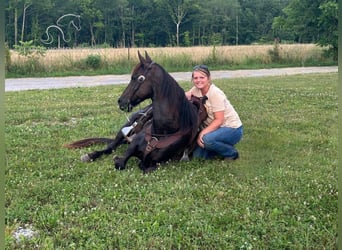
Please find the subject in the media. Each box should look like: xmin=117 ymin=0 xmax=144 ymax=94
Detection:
xmin=121 ymin=103 xmax=144 ymax=123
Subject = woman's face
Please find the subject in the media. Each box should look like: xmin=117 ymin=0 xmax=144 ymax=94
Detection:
xmin=192 ymin=71 xmax=210 ymax=90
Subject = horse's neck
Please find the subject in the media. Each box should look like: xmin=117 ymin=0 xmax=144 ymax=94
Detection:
xmin=151 ymin=101 xmax=180 ymax=134
xmin=151 ymin=88 xmax=182 ymax=134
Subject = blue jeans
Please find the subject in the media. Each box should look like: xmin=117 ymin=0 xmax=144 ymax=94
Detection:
xmin=193 ymin=126 xmax=243 ymax=159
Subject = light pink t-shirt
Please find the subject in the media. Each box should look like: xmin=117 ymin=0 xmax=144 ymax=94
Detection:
xmin=190 ymin=84 xmax=242 ymax=128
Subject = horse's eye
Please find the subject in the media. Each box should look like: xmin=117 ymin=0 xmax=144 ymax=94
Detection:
xmin=138 ymin=75 xmax=145 ymax=82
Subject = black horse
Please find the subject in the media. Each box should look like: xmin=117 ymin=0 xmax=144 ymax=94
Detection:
xmin=64 ymin=52 xmax=207 ymax=172
xmin=114 ymin=51 xmax=205 ymax=173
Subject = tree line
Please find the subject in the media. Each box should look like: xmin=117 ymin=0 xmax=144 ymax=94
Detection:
xmin=4 ymin=0 xmax=337 ymax=57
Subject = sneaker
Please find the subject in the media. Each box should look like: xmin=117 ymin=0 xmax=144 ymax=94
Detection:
xmin=224 ymin=153 xmax=239 ymax=162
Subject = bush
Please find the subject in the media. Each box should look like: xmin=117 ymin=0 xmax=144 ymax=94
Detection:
xmin=11 ymin=40 xmax=47 ymax=74
xmin=85 ymin=54 xmax=102 ymax=69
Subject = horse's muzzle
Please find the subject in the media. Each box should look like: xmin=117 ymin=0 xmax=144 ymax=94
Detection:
xmin=118 ymin=99 xmax=133 ymax=112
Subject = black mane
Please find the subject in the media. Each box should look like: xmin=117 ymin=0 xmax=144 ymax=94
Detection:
xmin=153 ymin=63 xmax=198 ymax=129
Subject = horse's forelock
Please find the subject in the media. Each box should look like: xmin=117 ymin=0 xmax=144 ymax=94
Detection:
xmin=131 ymin=61 xmax=152 ymax=77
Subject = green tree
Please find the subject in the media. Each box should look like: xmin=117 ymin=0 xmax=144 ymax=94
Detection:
xmin=184 ymin=0 xmax=239 ymax=46
xmin=274 ymin=0 xmax=337 ymax=59
xmin=5 ymin=0 xmax=27 ymax=46
xmin=211 ymin=0 xmax=240 ymax=45
xmin=282 ymin=0 xmax=321 ymax=42
xmin=317 ymin=0 xmax=338 ymax=59
xmin=128 ymin=0 xmax=155 ymax=47
xmin=76 ymin=0 xmax=104 ymax=46
xmin=238 ymin=0 xmax=289 ymax=44
xmin=155 ymin=0 xmax=192 ymax=46
xmin=6 ymin=0 xmax=331 ymax=48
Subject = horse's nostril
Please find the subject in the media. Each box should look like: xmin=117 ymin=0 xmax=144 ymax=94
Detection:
xmin=118 ymin=98 xmax=129 ymax=111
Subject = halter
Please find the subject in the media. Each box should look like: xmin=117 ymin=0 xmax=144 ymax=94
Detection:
xmin=131 ymin=61 xmax=155 ymax=95
xmin=136 ymin=61 xmax=155 ymax=83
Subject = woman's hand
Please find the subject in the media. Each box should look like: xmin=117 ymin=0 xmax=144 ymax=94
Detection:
xmin=197 ymin=132 xmax=205 ymax=148
xmin=196 ymin=111 xmax=224 ymax=148
xmin=185 ymin=90 xmax=192 ymax=100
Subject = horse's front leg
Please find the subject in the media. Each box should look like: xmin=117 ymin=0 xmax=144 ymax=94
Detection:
xmin=114 ymin=135 xmax=144 ymax=170
xmin=81 ymin=133 xmax=127 ymax=162
xmin=139 ymin=152 xmax=160 ymax=174
xmin=82 ymin=141 xmax=120 ymax=162
xmin=113 ymin=150 xmax=133 ymax=170
xmin=142 ymin=163 xmax=159 ymax=174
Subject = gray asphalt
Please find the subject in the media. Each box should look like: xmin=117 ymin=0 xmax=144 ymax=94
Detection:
xmin=5 ymin=66 xmax=338 ymax=92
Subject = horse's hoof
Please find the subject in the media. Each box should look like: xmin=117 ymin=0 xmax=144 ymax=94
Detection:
xmin=113 ymin=156 xmax=125 ymax=170
xmin=115 ymin=162 xmax=125 ymax=170
xmin=143 ymin=166 xmax=158 ymax=174
xmin=81 ymin=154 xmax=91 ymax=162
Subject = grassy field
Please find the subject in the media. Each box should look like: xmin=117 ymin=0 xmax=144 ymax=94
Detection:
xmin=10 ymin=44 xmax=323 ymax=65
xmin=7 ymin=44 xmax=336 ymax=78
xmin=5 ymin=73 xmax=337 ymax=249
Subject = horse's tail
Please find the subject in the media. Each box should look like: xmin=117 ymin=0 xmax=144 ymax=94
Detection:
xmin=63 ymin=137 xmax=115 ymax=148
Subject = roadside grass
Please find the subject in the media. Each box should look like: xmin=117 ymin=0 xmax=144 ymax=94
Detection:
xmin=5 ymin=73 xmax=337 ymax=249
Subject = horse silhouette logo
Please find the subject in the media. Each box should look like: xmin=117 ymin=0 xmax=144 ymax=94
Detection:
xmin=41 ymin=14 xmax=81 ymax=45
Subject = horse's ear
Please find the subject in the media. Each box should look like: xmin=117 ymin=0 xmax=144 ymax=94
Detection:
xmin=145 ymin=51 xmax=152 ymax=63
xmin=138 ymin=51 xmax=146 ymax=64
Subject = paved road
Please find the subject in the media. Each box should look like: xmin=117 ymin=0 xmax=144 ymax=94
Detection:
xmin=5 ymin=66 xmax=338 ymax=92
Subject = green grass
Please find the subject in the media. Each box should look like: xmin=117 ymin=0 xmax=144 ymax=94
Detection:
xmin=5 ymin=73 xmax=337 ymax=249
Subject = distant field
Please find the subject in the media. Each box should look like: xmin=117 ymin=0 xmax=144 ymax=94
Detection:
xmin=5 ymin=73 xmax=337 ymax=249
xmin=7 ymin=44 xmax=332 ymax=78
xmin=10 ymin=43 xmax=322 ymax=64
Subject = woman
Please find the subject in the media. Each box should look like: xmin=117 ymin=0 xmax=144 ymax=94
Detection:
xmin=185 ymin=65 xmax=243 ymax=161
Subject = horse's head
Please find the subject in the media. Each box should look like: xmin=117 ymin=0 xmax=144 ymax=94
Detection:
xmin=56 ymin=14 xmax=82 ymax=31
xmin=118 ymin=51 xmax=155 ymax=112
xmin=71 ymin=15 xmax=81 ymax=31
